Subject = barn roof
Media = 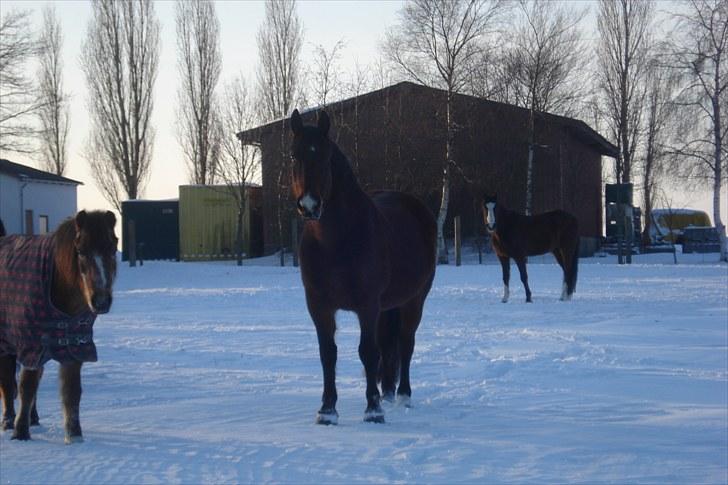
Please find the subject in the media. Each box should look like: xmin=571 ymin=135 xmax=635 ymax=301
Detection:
xmin=0 ymin=159 xmax=83 ymax=185
xmin=237 ymin=81 xmax=618 ymax=158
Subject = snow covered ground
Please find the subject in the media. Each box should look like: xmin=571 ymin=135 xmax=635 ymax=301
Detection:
xmin=1 ymin=252 xmax=726 ymax=484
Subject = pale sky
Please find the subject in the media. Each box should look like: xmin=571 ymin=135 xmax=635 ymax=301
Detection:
xmin=2 ymin=0 xmax=725 ymax=223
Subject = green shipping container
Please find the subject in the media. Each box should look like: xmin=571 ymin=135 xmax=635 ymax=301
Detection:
xmin=179 ymin=185 xmax=254 ymax=261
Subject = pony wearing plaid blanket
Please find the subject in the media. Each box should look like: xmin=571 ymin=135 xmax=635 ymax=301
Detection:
xmin=0 ymin=210 xmax=118 ymax=443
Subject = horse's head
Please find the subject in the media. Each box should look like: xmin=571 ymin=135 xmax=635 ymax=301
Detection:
xmin=73 ymin=210 xmax=118 ymax=314
xmin=482 ymin=193 xmax=498 ymax=232
xmin=289 ymin=109 xmax=333 ymax=220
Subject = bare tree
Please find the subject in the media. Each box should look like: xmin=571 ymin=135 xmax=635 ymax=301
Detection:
xmin=384 ymin=0 xmax=505 ymax=263
xmin=311 ymin=39 xmax=346 ymax=108
xmin=256 ymin=0 xmax=304 ymax=121
xmin=219 ymin=75 xmax=261 ymax=266
xmin=640 ymin=58 xmax=679 ymax=247
xmin=663 ymin=0 xmax=727 ymax=261
xmin=176 ymin=0 xmax=222 ymax=186
xmin=256 ymin=0 xmax=304 ymax=264
xmin=596 ymin=0 xmax=654 ymax=184
xmin=36 ymin=5 xmax=69 ymax=176
xmin=81 ymin=0 xmax=160 ymax=211
xmin=0 ymin=9 xmax=39 ymax=154
xmin=503 ymin=0 xmax=587 ymax=214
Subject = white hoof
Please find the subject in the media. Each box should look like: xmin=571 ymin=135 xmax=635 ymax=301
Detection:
xmin=396 ymin=395 xmax=412 ymax=408
xmin=363 ymin=409 xmax=385 ymax=423
xmin=65 ymin=435 xmax=84 ymax=444
xmin=316 ymin=411 xmax=338 ymax=425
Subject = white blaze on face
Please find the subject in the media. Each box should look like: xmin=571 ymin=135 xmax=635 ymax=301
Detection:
xmin=300 ymin=193 xmax=318 ymax=213
xmin=94 ymin=255 xmax=107 ymax=287
xmin=485 ymin=202 xmax=496 ymax=229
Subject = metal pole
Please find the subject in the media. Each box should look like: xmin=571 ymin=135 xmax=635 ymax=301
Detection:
xmin=128 ymin=220 xmax=137 ymax=267
xmin=454 ymin=216 xmax=461 ymax=267
xmin=292 ymin=218 xmax=299 ymax=267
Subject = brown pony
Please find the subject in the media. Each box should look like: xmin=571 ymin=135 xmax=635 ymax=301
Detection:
xmin=0 ymin=210 xmax=118 ymax=443
xmin=290 ymin=109 xmax=437 ymax=424
xmin=483 ymin=194 xmax=579 ymax=303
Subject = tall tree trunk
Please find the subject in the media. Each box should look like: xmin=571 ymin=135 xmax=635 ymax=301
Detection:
xmin=712 ymin=90 xmax=727 ymax=261
xmin=437 ymin=89 xmax=454 ymax=264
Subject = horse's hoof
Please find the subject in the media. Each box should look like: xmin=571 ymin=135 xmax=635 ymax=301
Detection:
xmin=382 ymin=391 xmax=395 ymax=403
xmin=11 ymin=429 xmax=30 ymax=441
xmin=65 ymin=434 xmax=84 ymax=444
xmin=2 ymin=418 xmax=14 ymax=431
xmin=364 ymin=410 xmax=385 ymax=424
xmin=396 ymin=394 xmax=412 ymax=408
xmin=315 ymin=409 xmax=338 ymax=425
xmin=501 ymin=298 xmax=508 ymax=303
xmin=30 ymin=418 xmax=40 ymax=427
xmin=526 ymin=298 xmax=532 ymax=303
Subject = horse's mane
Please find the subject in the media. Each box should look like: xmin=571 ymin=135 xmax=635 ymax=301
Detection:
xmin=52 ymin=217 xmax=79 ymax=284
xmin=329 ymin=143 xmax=362 ymax=196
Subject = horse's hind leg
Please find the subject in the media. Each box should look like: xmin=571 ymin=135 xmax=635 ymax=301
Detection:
xmin=515 ymin=257 xmax=533 ymax=303
xmin=397 ymin=286 xmax=431 ymax=407
xmin=377 ymin=309 xmax=401 ymax=402
xmin=30 ymin=367 xmax=43 ymax=426
xmin=12 ymin=366 xmax=41 ymax=440
xmin=357 ymin=304 xmax=384 ymax=423
xmin=0 ymin=354 xmax=17 ymax=430
xmin=553 ymin=250 xmax=568 ymax=300
xmin=498 ymin=256 xmax=511 ymax=303
xmin=60 ymin=361 xmax=83 ymax=443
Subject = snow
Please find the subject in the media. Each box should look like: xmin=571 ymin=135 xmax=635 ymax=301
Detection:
xmin=1 ymin=252 xmax=726 ymax=484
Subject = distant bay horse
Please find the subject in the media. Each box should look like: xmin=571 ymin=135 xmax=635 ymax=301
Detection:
xmin=0 ymin=210 xmax=118 ymax=443
xmin=482 ymin=194 xmax=579 ymax=303
xmin=291 ymin=109 xmax=437 ymax=424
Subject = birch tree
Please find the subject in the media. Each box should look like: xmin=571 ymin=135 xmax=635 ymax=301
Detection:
xmin=384 ymin=0 xmax=505 ymax=263
xmin=176 ymin=0 xmax=222 ymax=185
xmin=663 ymin=0 xmax=727 ymax=261
xmin=81 ymin=0 xmax=160 ymax=210
xmin=503 ymin=0 xmax=587 ymax=214
xmin=37 ymin=5 xmax=69 ymax=176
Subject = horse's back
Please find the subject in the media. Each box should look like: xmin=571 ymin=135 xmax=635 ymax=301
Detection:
xmin=370 ymin=191 xmax=437 ymax=308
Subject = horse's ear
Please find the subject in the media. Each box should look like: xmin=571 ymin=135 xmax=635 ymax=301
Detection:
xmin=75 ymin=210 xmax=88 ymax=230
xmin=290 ymin=109 xmax=303 ymax=135
xmin=105 ymin=211 xmax=116 ymax=228
xmin=318 ymin=110 xmax=330 ymax=137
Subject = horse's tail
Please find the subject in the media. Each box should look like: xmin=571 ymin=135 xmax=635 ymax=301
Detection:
xmin=377 ymin=308 xmax=401 ymax=387
xmin=567 ymin=236 xmax=579 ymax=295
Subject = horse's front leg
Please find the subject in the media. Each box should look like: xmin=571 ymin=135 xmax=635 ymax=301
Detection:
xmin=358 ymin=304 xmax=384 ymax=423
xmin=498 ymin=256 xmax=511 ymax=303
xmin=12 ymin=367 xmax=42 ymax=440
xmin=515 ymin=257 xmax=532 ymax=303
xmin=30 ymin=367 xmax=43 ymax=426
xmin=310 ymin=306 xmax=338 ymax=425
xmin=59 ymin=361 xmax=83 ymax=443
xmin=0 ymin=354 xmax=17 ymax=430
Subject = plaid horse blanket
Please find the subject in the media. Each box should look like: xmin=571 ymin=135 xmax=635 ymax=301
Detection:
xmin=0 ymin=235 xmax=97 ymax=369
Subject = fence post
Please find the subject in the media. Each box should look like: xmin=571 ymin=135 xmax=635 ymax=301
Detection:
xmin=292 ymin=218 xmax=299 ymax=267
xmin=128 ymin=220 xmax=137 ymax=268
xmin=454 ymin=216 xmax=462 ymax=267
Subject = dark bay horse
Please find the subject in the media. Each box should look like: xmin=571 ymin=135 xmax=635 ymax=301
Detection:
xmin=291 ymin=109 xmax=437 ymax=424
xmin=0 ymin=210 xmax=118 ymax=443
xmin=482 ymin=194 xmax=579 ymax=303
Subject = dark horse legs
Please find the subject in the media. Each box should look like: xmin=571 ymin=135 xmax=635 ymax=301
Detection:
xmin=0 ymin=354 xmax=16 ymax=430
xmin=60 ymin=361 xmax=83 ymax=443
xmin=358 ymin=305 xmax=383 ymax=423
xmin=498 ymin=256 xmax=511 ymax=303
xmin=11 ymin=367 xmax=41 ymax=440
xmin=515 ymin=258 xmax=533 ymax=303
xmin=311 ymin=306 xmax=338 ymax=425
xmin=397 ymin=293 xmax=428 ymax=405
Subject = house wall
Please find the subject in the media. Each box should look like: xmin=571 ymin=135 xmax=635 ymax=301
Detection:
xmin=0 ymin=175 xmax=77 ymax=235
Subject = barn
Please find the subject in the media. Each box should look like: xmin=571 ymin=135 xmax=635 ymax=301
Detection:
xmin=0 ymin=159 xmax=82 ymax=236
xmin=237 ymin=81 xmax=618 ymax=255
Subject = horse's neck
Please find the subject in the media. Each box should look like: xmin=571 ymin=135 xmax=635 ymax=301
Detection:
xmin=309 ymin=147 xmax=371 ymax=242
xmin=51 ymin=224 xmax=86 ymax=315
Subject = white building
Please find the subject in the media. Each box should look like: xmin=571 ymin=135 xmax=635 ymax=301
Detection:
xmin=0 ymin=159 xmax=82 ymax=236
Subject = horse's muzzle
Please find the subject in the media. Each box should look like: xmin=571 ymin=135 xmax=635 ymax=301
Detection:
xmin=297 ymin=196 xmax=322 ymax=220
xmin=92 ymin=293 xmax=112 ymax=314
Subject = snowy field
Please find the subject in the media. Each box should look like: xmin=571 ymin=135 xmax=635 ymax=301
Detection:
xmin=1 ymin=251 xmax=726 ymax=484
